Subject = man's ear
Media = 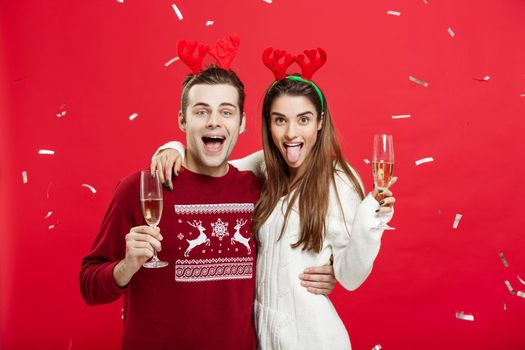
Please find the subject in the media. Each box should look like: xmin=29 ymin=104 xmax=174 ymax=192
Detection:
xmin=178 ymin=111 xmax=186 ymax=132
xmin=239 ymin=112 xmax=247 ymax=135
xmin=317 ymin=112 xmax=324 ymax=131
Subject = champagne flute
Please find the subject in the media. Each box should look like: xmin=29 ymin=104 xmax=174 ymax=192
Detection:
xmin=372 ymin=134 xmax=395 ymax=230
xmin=140 ymin=170 xmax=169 ymax=268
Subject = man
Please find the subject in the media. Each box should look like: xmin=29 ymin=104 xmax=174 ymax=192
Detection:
xmin=80 ymin=66 xmax=334 ymax=350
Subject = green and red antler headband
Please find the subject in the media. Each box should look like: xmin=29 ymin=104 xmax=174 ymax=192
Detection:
xmin=262 ymin=47 xmax=327 ymax=110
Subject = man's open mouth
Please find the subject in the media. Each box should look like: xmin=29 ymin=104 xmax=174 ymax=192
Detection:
xmin=202 ymin=135 xmax=226 ymax=152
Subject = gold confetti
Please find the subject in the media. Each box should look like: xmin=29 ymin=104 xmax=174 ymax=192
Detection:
xmin=499 ymin=252 xmax=509 ymax=267
xmin=505 ymin=280 xmax=515 ymax=295
xmin=206 ymin=20 xmax=215 ymax=26
xmin=81 ymin=184 xmax=97 ymax=194
xmin=38 ymin=149 xmax=55 ymax=155
xmin=372 ymin=345 xmax=382 ymax=350
xmin=364 ymin=159 xmax=371 ymax=164
xmin=387 ymin=11 xmax=401 ymax=16
xmin=44 ymin=211 xmax=53 ymax=219
xmin=22 ymin=171 xmax=28 ymax=184
xmin=455 ymin=311 xmax=474 ymax=321
xmin=448 ymin=27 xmax=456 ymax=37
xmin=129 ymin=113 xmax=139 ymax=121
xmin=517 ymin=291 xmax=525 ymax=298
xmin=165 ymin=56 xmax=179 ymax=67
xmin=409 ymin=75 xmax=429 ymax=87
xmin=263 ymin=0 xmax=272 ymax=3
xmin=392 ymin=114 xmax=411 ymax=119
xmin=452 ymin=213 xmax=462 ymax=229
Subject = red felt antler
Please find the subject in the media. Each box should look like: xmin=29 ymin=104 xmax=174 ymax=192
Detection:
xmin=262 ymin=48 xmax=295 ymax=80
xmin=294 ymin=48 xmax=327 ymax=80
xmin=177 ymin=40 xmax=209 ymax=74
xmin=208 ymin=34 xmax=240 ymax=71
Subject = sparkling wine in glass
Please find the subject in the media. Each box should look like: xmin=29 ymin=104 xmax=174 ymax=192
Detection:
xmin=372 ymin=134 xmax=395 ymax=230
xmin=140 ymin=170 xmax=169 ymax=268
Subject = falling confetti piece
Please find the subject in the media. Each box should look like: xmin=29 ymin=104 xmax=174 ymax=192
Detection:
xmin=165 ymin=56 xmax=179 ymax=67
xmin=372 ymin=345 xmax=382 ymax=350
xmin=387 ymin=11 xmax=401 ymax=16
xmin=392 ymin=114 xmax=411 ymax=119
xmin=517 ymin=275 xmax=525 ymax=285
xmin=499 ymin=252 xmax=509 ymax=267
xmin=520 ymin=93 xmax=525 ymax=97
xmin=448 ymin=27 xmax=455 ymax=37
xmin=423 ymin=0 xmax=428 ymax=4
xmin=473 ymin=75 xmax=490 ymax=82
xmin=505 ymin=280 xmax=515 ymax=295
xmin=504 ymin=303 xmax=507 ymax=311
xmin=263 ymin=0 xmax=272 ymax=3
xmin=46 ymin=182 xmax=53 ymax=199
xmin=409 ymin=75 xmax=429 ymax=87
xmin=81 ymin=184 xmax=97 ymax=194
xmin=364 ymin=159 xmax=371 ymax=164
xmin=55 ymin=104 xmax=67 ymax=118
xmin=455 ymin=311 xmax=474 ymax=321
xmin=44 ymin=211 xmax=53 ymax=219
xmin=129 ymin=113 xmax=139 ymax=121
xmin=518 ymin=291 xmax=525 ymax=298
xmin=415 ymin=157 xmax=434 ymax=166
xmin=116 ymin=0 xmax=124 ymax=2
xmin=48 ymin=224 xmax=56 ymax=230
xmin=38 ymin=149 xmax=55 ymax=155
xmin=22 ymin=171 xmax=28 ymax=184
xmin=171 ymin=3 xmax=183 ymax=20
xmin=452 ymin=213 xmax=462 ymax=229
xmin=206 ymin=20 xmax=215 ymax=26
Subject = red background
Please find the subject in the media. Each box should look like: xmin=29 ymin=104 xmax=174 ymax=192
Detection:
xmin=1 ymin=1 xmax=525 ymax=349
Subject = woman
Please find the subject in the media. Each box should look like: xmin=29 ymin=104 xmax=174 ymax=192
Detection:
xmin=153 ymin=49 xmax=396 ymax=349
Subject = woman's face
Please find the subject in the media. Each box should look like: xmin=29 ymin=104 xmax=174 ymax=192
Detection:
xmin=269 ymin=94 xmax=323 ymax=177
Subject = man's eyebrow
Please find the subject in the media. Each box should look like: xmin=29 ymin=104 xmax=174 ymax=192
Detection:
xmin=191 ymin=102 xmax=211 ymax=108
xmin=219 ymin=102 xmax=238 ymax=109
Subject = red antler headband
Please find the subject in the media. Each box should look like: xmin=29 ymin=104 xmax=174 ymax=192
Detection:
xmin=263 ymin=47 xmax=327 ymax=109
xmin=177 ymin=33 xmax=240 ymax=74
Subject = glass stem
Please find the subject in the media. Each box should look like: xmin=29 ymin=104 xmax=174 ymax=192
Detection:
xmin=151 ymin=224 xmax=160 ymax=262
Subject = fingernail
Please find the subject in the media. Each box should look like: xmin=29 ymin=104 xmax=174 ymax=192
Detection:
xmin=378 ymin=189 xmax=384 ymax=193
xmin=379 ymin=200 xmax=385 ymax=205
xmin=300 ymin=281 xmax=306 ymax=286
xmin=303 ymin=268 xmax=310 ymax=273
xmin=159 ymin=235 xmax=163 ymax=241
xmin=298 ymin=273 xmax=304 ymax=279
xmin=375 ymin=209 xmax=380 ymax=213
xmin=168 ymin=186 xmax=173 ymax=192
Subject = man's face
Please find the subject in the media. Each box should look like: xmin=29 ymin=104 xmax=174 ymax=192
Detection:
xmin=179 ymin=84 xmax=246 ymax=177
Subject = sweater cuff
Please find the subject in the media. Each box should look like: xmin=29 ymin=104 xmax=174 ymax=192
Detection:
xmin=104 ymin=261 xmax=129 ymax=296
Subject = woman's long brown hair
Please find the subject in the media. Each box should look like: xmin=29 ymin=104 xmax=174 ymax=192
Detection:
xmin=252 ymin=77 xmax=365 ymax=253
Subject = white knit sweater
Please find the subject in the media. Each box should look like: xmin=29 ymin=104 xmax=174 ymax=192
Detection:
xmin=158 ymin=145 xmax=391 ymax=350
xmin=231 ymin=151 xmax=390 ymax=350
